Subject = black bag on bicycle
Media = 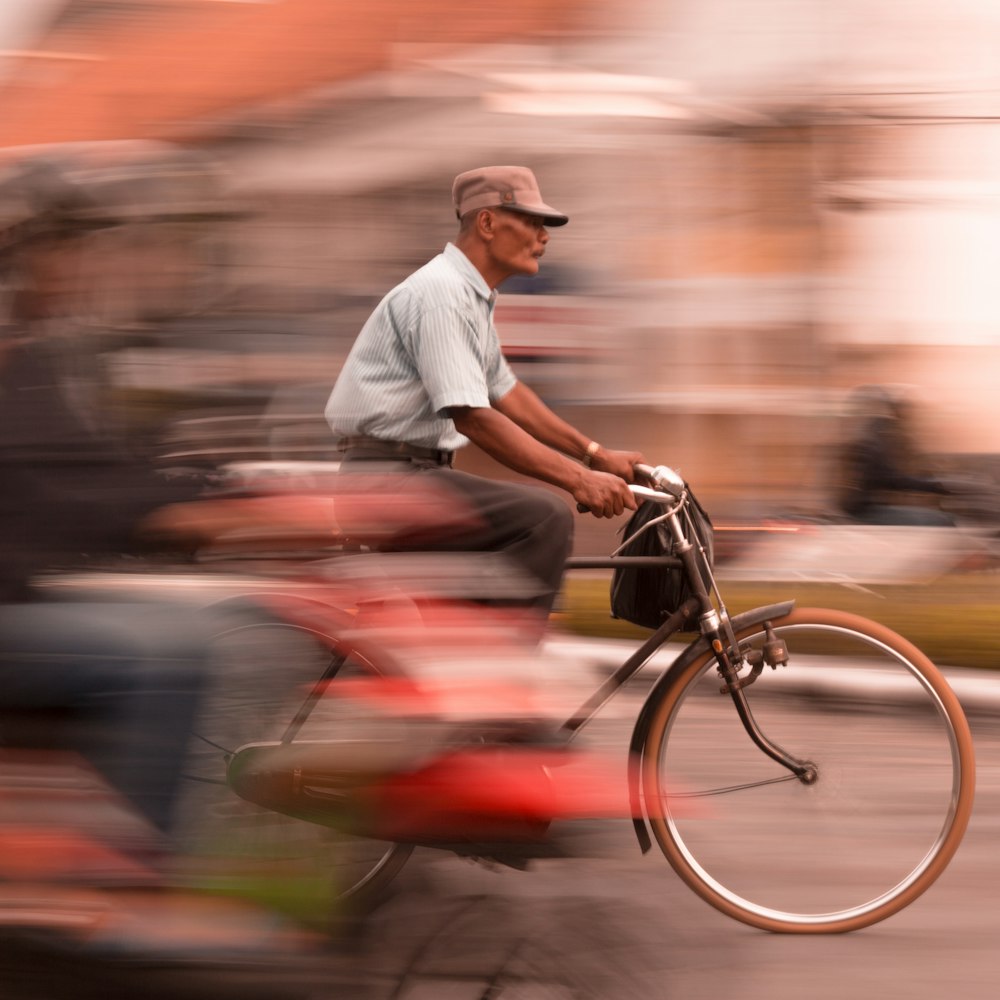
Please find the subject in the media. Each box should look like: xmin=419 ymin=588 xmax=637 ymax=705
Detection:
xmin=609 ymin=487 xmax=714 ymax=630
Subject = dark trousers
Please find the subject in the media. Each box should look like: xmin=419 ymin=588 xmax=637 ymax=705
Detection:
xmin=0 ymin=600 xmax=209 ymax=836
xmin=340 ymin=455 xmax=574 ymax=619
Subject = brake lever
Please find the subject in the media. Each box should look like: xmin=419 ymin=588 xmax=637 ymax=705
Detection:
xmin=630 ymin=485 xmax=674 ymax=503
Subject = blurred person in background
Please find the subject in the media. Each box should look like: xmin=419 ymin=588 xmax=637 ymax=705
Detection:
xmin=326 ymin=165 xmax=645 ymax=624
xmin=0 ymin=153 xmax=319 ymax=961
xmin=0 ymin=162 xmax=211 ymax=841
xmin=835 ymin=384 xmax=954 ymax=527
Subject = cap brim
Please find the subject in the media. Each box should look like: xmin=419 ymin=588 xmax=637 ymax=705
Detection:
xmin=504 ymin=203 xmax=569 ymax=227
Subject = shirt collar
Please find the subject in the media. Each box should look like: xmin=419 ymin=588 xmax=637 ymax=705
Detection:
xmin=443 ymin=243 xmax=495 ymax=305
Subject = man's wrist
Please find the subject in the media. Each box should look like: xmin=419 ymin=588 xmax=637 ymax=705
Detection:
xmin=582 ymin=440 xmax=601 ymax=467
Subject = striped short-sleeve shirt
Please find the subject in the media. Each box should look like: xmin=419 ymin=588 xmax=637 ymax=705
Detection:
xmin=325 ymin=243 xmax=517 ymax=451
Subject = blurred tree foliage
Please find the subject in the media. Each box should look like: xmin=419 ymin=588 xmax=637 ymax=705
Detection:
xmin=557 ymin=575 xmax=1000 ymax=671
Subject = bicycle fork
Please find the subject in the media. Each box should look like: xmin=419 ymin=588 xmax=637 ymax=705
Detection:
xmin=675 ymin=514 xmax=817 ymax=786
xmin=626 ymin=598 xmax=798 ymax=854
xmin=709 ymin=619 xmax=818 ymax=785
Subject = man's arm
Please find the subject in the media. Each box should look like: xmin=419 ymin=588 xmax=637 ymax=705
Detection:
xmin=492 ymin=381 xmax=645 ymax=483
xmin=448 ymin=399 xmax=638 ymax=518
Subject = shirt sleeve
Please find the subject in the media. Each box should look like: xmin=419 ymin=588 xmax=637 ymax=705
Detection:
xmin=484 ymin=336 xmax=517 ymax=403
xmin=409 ymin=301 xmax=512 ymax=415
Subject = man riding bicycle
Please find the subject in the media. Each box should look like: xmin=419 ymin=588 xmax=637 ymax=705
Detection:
xmin=325 ymin=165 xmax=645 ymax=624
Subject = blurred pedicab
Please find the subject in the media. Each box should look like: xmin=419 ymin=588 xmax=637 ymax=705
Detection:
xmin=0 ymin=141 xmax=326 ymax=963
xmin=0 ymin=140 xmax=649 ymax=935
xmin=99 ymin=461 xmax=690 ymax=923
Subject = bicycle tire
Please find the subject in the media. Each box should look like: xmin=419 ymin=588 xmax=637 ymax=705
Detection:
xmin=641 ymin=607 xmax=975 ymax=933
xmin=177 ymin=602 xmax=413 ymax=923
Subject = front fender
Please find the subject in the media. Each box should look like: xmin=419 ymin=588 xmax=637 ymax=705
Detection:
xmin=627 ymin=600 xmax=795 ymax=853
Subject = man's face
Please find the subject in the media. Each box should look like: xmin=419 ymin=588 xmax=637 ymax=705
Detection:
xmin=487 ymin=208 xmax=550 ymax=279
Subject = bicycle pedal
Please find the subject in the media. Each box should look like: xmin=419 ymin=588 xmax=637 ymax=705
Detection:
xmin=470 ymin=853 xmax=533 ymax=872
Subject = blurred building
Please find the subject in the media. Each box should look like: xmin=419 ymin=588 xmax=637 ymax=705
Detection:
xmin=1 ymin=0 xmax=999 ymax=545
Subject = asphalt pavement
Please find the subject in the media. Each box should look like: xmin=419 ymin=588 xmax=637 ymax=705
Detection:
xmin=2 ymin=632 xmax=998 ymax=999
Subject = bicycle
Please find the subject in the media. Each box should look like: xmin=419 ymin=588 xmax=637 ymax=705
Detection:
xmin=191 ymin=463 xmax=975 ymax=935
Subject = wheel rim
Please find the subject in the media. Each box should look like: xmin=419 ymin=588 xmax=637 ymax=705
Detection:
xmin=645 ymin=612 xmax=974 ymax=929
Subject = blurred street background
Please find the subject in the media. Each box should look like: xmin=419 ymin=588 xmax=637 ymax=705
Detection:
xmin=3 ymin=0 xmax=1000 ymax=540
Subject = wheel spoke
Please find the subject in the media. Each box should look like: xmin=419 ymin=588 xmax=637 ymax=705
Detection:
xmin=662 ymin=772 xmax=803 ymax=799
xmin=175 ymin=608 xmax=412 ymax=925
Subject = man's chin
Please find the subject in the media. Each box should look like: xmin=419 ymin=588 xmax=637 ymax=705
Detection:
xmin=498 ymin=260 xmax=541 ymax=286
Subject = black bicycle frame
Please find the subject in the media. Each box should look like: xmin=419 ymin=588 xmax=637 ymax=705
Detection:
xmin=264 ymin=500 xmax=808 ymax=856
xmin=563 ymin=533 xmax=807 ymax=853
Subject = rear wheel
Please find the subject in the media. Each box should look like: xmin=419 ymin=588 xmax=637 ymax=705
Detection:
xmin=642 ymin=607 xmax=975 ymax=933
xmin=176 ymin=603 xmax=413 ymax=925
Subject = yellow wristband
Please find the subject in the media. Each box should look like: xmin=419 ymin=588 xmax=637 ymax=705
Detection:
xmin=583 ymin=440 xmax=601 ymax=467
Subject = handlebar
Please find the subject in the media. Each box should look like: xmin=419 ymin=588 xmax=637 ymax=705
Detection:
xmin=630 ymin=484 xmax=677 ymax=503
xmin=576 ymin=464 xmax=686 ymax=513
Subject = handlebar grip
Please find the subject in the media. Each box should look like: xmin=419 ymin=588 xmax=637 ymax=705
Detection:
xmin=577 ymin=463 xmax=683 ymax=514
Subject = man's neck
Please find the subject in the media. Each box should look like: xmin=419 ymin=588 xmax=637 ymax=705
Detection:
xmin=453 ymin=233 xmax=509 ymax=291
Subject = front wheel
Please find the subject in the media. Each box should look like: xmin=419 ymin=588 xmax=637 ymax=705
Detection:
xmin=642 ymin=607 xmax=975 ymax=933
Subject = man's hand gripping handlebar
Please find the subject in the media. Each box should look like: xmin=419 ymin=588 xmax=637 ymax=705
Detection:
xmin=576 ymin=463 xmax=686 ymax=513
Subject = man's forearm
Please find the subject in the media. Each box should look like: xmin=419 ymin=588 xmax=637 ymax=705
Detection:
xmin=451 ymin=405 xmax=584 ymax=491
xmin=493 ymin=381 xmax=592 ymax=462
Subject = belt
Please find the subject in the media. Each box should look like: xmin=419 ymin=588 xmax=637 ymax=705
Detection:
xmin=338 ymin=436 xmax=454 ymax=467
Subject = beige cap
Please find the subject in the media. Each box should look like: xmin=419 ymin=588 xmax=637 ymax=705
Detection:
xmin=452 ymin=165 xmax=568 ymax=227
